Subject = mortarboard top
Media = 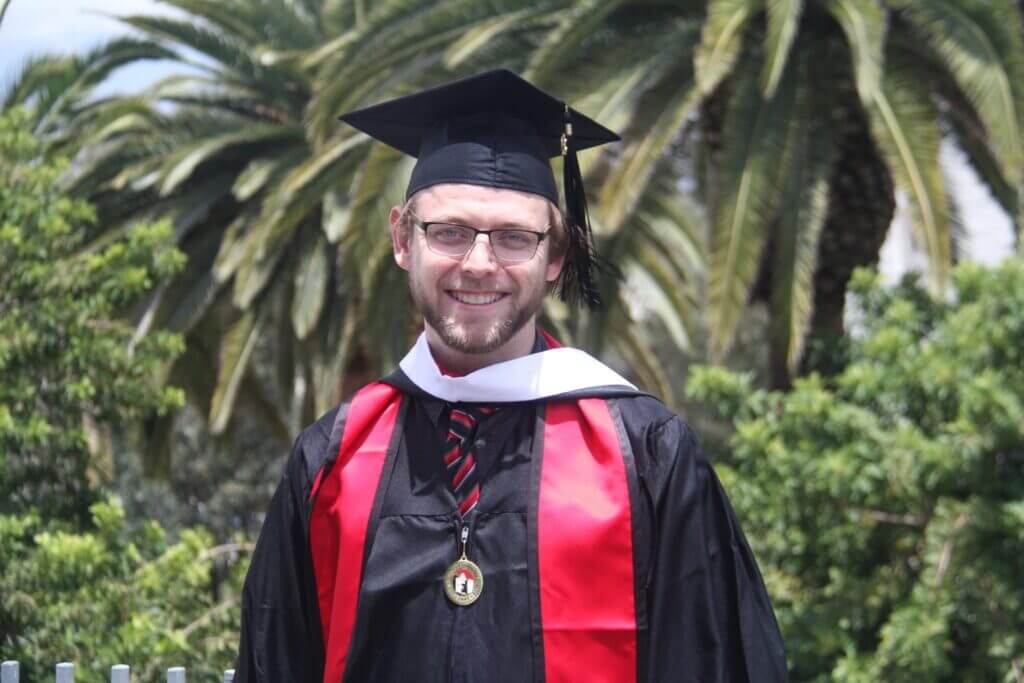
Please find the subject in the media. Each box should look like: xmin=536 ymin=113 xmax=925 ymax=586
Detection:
xmin=339 ymin=69 xmax=620 ymax=309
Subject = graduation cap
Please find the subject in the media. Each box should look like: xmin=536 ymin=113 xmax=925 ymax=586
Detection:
xmin=339 ymin=69 xmax=620 ymax=309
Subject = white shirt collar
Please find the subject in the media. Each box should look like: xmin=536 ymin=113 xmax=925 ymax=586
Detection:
xmin=397 ymin=331 xmax=637 ymax=403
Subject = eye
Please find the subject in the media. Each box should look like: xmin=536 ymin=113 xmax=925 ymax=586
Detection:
xmin=429 ymin=224 xmax=472 ymax=244
xmin=494 ymin=230 xmax=537 ymax=250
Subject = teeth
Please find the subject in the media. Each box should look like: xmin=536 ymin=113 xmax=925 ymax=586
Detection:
xmin=451 ymin=291 xmax=503 ymax=305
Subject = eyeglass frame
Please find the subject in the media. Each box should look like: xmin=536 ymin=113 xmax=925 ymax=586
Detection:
xmin=406 ymin=210 xmax=551 ymax=263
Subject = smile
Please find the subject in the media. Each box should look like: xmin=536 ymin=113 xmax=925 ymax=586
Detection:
xmin=447 ymin=291 xmax=507 ymax=305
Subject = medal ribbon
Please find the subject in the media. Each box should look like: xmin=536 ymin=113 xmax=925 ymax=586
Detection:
xmin=443 ymin=404 xmax=494 ymax=515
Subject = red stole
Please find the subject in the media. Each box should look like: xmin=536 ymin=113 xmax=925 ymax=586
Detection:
xmin=309 ymin=383 xmax=637 ymax=683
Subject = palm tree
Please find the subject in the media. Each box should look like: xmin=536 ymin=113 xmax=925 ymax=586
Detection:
xmin=1 ymin=38 xmax=174 ymax=149
xmin=64 ymin=0 xmax=704 ymax=456
xmin=523 ymin=0 xmax=1024 ymax=387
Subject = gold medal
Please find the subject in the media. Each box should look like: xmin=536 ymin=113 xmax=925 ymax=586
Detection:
xmin=445 ymin=525 xmax=483 ymax=606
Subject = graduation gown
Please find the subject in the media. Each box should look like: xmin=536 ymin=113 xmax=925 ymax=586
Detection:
xmin=236 ymin=335 xmax=786 ymax=682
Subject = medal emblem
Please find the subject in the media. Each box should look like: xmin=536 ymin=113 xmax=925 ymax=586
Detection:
xmin=444 ymin=558 xmax=484 ymax=605
xmin=445 ymin=524 xmax=483 ymax=605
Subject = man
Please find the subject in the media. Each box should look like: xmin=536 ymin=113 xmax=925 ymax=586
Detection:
xmin=236 ymin=69 xmax=786 ymax=682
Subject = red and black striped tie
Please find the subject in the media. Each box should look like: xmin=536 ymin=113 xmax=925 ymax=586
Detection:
xmin=443 ymin=405 xmax=494 ymax=516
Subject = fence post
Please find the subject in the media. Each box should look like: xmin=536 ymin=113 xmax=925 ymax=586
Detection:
xmin=55 ymin=663 xmax=74 ymax=683
xmin=166 ymin=667 xmax=185 ymax=683
xmin=223 ymin=670 xmax=235 ymax=683
xmin=1 ymin=661 xmax=18 ymax=683
xmin=110 ymin=664 xmax=129 ymax=683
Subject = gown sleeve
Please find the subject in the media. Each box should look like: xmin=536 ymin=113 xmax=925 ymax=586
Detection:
xmin=236 ymin=424 xmax=329 ymax=683
xmin=643 ymin=416 xmax=787 ymax=682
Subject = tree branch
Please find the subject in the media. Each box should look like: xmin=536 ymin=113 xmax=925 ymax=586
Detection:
xmin=934 ymin=512 xmax=969 ymax=589
xmin=180 ymin=595 xmax=239 ymax=639
xmin=197 ymin=542 xmax=254 ymax=562
xmin=864 ymin=509 xmax=929 ymax=527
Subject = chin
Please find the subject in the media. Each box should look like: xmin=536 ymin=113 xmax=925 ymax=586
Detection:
xmin=438 ymin=319 xmax=515 ymax=355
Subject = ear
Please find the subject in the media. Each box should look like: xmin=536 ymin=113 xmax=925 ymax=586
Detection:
xmin=389 ymin=205 xmax=411 ymax=271
xmin=545 ymin=246 xmax=565 ymax=283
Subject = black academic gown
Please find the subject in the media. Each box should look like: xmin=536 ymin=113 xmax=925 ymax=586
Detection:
xmin=236 ymin=375 xmax=786 ymax=682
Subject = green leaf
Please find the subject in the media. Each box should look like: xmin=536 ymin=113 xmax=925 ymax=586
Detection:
xmin=866 ymin=50 xmax=951 ymax=294
xmin=769 ymin=56 xmax=838 ymax=374
xmin=322 ymin=189 xmax=351 ymax=244
xmin=708 ymin=55 xmax=800 ymax=360
xmin=609 ymin=302 xmax=674 ymax=404
xmin=209 ymin=309 xmax=260 ymax=435
xmin=445 ymin=7 xmax=551 ymax=69
xmin=597 ymin=77 xmax=701 ymax=233
xmin=525 ymin=0 xmax=628 ymax=86
xmin=824 ymin=0 xmax=885 ymax=105
xmin=889 ymin=0 xmax=1023 ymax=186
xmin=291 ymin=233 xmax=329 ymax=340
xmin=233 ymin=134 xmax=365 ymax=308
xmin=762 ymin=0 xmax=803 ymax=97
xmin=694 ymin=0 xmax=759 ymax=96
xmin=158 ymin=125 xmax=301 ymax=196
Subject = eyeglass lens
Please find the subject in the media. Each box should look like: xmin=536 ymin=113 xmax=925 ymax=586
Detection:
xmin=425 ymin=223 xmax=541 ymax=262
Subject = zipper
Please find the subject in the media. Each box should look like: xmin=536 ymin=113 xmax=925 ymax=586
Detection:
xmin=448 ymin=515 xmax=474 ymax=682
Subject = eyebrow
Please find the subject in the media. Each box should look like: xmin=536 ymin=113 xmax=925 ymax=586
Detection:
xmin=428 ymin=215 xmax=543 ymax=231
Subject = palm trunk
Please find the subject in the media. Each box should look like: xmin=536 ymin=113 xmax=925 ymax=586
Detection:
xmin=799 ymin=100 xmax=895 ymax=379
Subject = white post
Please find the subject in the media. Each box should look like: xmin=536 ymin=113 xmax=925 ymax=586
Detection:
xmin=55 ymin=662 xmax=74 ymax=683
xmin=223 ymin=670 xmax=235 ymax=683
xmin=166 ymin=667 xmax=185 ymax=683
xmin=1 ymin=661 xmax=18 ymax=683
xmin=111 ymin=664 xmax=130 ymax=683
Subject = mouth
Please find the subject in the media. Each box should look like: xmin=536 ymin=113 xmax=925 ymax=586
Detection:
xmin=447 ymin=290 xmax=507 ymax=306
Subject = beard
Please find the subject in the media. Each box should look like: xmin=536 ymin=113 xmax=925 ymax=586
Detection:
xmin=410 ymin=278 xmax=545 ymax=355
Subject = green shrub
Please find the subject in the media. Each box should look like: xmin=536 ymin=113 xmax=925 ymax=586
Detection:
xmin=689 ymin=262 xmax=1024 ymax=682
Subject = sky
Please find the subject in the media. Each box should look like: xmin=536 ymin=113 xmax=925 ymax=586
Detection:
xmin=0 ymin=0 xmax=184 ymax=97
xmin=0 ymin=0 xmax=1015 ymax=279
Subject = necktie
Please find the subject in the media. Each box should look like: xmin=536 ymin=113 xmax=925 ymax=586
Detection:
xmin=443 ymin=405 xmax=494 ymax=516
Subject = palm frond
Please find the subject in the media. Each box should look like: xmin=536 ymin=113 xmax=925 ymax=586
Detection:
xmin=945 ymin=88 xmax=1018 ymax=218
xmin=446 ymin=6 xmax=556 ymax=70
xmin=824 ymin=0 xmax=884 ymax=105
xmin=597 ymin=59 xmax=702 ymax=233
xmin=291 ymin=232 xmax=330 ymax=340
xmin=769 ymin=52 xmax=838 ymax=374
xmin=762 ymin=0 xmax=803 ymax=97
xmin=232 ymin=134 xmax=366 ymax=308
xmin=2 ymin=54 xmax=76 ymax=111
xmin=890 ymin=0 xmax=1023 ymax=186
xmin=707 ymin=52 xmax=801 ymax=360
xmin=118 ymin=14 xmax=304 ymax=108
xmin=156 ymin=123 xmax=303 ymax=195
xmin=525 ymin=0 xmax=628 ymax=87
xmin=209 ymin=309 xmax=261 ymax=435
xmin=694 ymin=0 xmax=759 ymax=96
xmin=609 ymin=302 xmax=675 ymax=404
xmin=866 ymin=47 xmax=952 ymax=294
xmin=338 ymin=143 xmax=411 ymax=288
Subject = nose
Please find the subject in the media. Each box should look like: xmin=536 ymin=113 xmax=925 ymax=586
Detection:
xmin=459 ymin=233 xmax=499 ymax=275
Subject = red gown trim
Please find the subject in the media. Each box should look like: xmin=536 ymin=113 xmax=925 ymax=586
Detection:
xmin=308 ymin=370 xmax=637 ymax=682
xmin=308 ymin=382 xmax=402 ymax=683
xmin=539 ymin=399 xmax=637 ymax=683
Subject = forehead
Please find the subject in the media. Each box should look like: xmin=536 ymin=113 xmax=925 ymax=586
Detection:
xmin=414 ymin=183 xmax=552 ymax=226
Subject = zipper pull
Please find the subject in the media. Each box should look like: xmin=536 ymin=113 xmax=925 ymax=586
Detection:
xmin=460 ymin=524 xmax=469 ymax=560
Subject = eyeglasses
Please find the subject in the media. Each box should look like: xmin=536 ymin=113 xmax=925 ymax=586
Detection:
xmin=409 ymin=211 xmax=549 ymax=263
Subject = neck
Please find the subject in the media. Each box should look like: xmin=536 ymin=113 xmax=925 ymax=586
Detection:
xmin=424 ymin=319 xmax=537 ymax=375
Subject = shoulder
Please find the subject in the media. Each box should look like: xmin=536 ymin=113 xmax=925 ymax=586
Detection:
xmin=609 ymin=394 xmax=709 ymax=495
xmin=286 ymin=404 xmax=344 ymax=490
xmin=288 ymin=382 xmax=408 ymax=485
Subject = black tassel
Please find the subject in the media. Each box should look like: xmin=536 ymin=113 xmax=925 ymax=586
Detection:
xmin=559 ymin=104 xmax=609 ymax=310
